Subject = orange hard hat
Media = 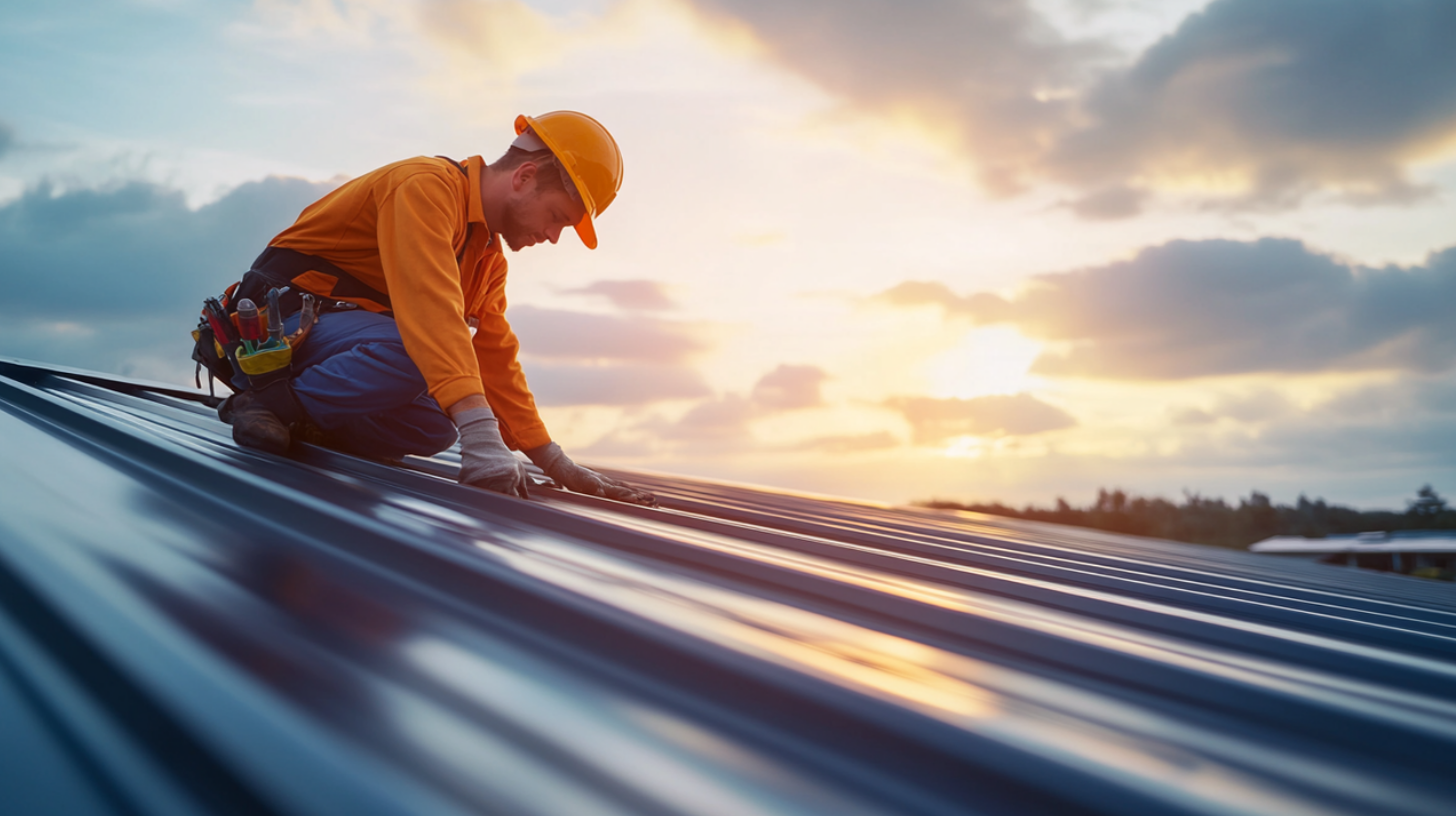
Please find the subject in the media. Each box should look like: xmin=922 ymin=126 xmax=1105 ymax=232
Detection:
xmin=514 ymin=111 xmax=622 ymax=250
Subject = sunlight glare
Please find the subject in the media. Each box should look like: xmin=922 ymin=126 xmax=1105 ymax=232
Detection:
xmin=927 ymin=327 xmax=1041 ymax=400
xmin=943 ymin=435 xmax=986 ymax=459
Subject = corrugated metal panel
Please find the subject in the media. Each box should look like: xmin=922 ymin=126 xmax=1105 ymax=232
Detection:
xmin=1254 ymin=532 xmax=1456 ymax=554
xmin=2 ymin=356 xmax=1454 ymax=816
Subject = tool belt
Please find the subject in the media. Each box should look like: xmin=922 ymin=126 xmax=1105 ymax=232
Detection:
xmin=241 ymin=247 xmax=395 ymax=317
xmin=191 ymin=248 xmax=388 ymax=396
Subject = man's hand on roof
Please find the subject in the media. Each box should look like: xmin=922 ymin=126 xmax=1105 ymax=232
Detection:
xmin=455 ymin=407 xmax=530 ymax=498
xmin=526 ymin=442 xmax=658 ymax=507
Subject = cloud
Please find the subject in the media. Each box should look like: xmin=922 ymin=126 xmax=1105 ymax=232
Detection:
xmin=508 ymin=305 xmax=706 ymax=363
xmin=524 ymin=361 xmax=710 ymax=406
xmin=0 ymin=316 xmax=207 ymax=386
xmin=1049 ymin=0 xmax=1456 ymax=210
xmin=246 ymin=0 xmax=406 ymax=43
xmin=581 ymin=363 xmax=836 ymax=452
xmin=750 ymin=363 xmax=826 ymax=411
xmin=660 ymin=393 xmax=755 ymax=442
xmin=1170 ymin=388 xmax=1293 ymax=426
xmin=1412 ymin=377 xmax=1456 ymax=414
xmin=412 ymin=0 xmax=658 ymax=81
xmin=1179 ymin=371 xmax=1456 ymax=472
xmin=575 ymin=393 xmax=753 ymax=459
xmin=1170 ymin=406 xmax=1216 ymax=427
xmin=882 ymin=238 xmax=1456 ymax=379
xmin=1213 ymin=389 xmax=1294 ymax=423
xmin=558 ymin=279 xmax=677 ymax=311
xmin=0 ymin=175 xmax=338 ymax=381
xmin=659 ymin=364 xmax=830 ymax=440
xmin=0 ymin=121 xmax=13 ymax=160
xmin=1254 ymin=414 xmax=1456 ymax=471
xmin=683 ymin=0 xmax=1100 ymax=194
xmin=1317 ymin=372 xmax=1456 ymax=422
xmin=788 ymin=431 xmax=899 ymax=454
xmin=885 ymin=394 xmax=1075 ymax=444
xmin=508 ymin=304 xmax=709 ymax=406
xmin=1064 ymin=185 xmax=1147 ymax=220
xmin=416 ymin=0 xmax=566 ymax=75
xmin=876 ymin=281 xmax=1010 ymax=321
xmin=0 ymin=176 xmax=337 ymax=319
xmin=686 ymin=0 xmax=1456 ymax=211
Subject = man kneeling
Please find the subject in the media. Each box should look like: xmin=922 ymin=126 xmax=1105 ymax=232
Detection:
xmin=211 ymin=111 xmax=655 ymax=506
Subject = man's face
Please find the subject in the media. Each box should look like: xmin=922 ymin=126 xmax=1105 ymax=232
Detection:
xmin=498 ymin=167 xmax=587 ymax=253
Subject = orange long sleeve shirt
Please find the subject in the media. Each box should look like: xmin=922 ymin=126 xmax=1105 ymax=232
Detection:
xmin=268 ymin=155 xmax=550 ymax=450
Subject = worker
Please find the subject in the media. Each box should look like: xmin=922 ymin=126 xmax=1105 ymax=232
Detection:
xmin=213 ymin=111 xmax=656 ymax=505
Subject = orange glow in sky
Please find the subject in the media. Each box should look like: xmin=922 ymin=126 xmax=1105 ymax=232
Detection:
xmin=1 ymin=0 xmax=1453 ymax=509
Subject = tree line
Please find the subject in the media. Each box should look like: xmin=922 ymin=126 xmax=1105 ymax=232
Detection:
xmin=920 ymin=485 xmax=1456 ymax=549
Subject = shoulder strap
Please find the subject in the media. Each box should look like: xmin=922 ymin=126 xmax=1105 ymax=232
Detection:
xmin=436 ymin=155 xmax=468 ymax=176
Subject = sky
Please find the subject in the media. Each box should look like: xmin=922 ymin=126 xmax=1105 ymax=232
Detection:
xmin=1 ymin=0 xmax=1454 ymax=510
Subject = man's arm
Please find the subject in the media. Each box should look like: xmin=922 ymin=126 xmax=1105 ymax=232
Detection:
xmin=376 ymin=170 xmax=489 ymax=412
xmin=446 ymin=394 xmax=490 ymax=418
xmin=373 ymin=171 xmax=531 ymax=497
xmin=469 ymin=258 xmax=550 ymax=451
xmin=468 ymin=262 xmax=657 ymax=506
xmin=447 ymin=395 xmax=531 ymax=498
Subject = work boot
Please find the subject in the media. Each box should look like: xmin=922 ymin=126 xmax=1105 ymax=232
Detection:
xmin=217 ymin=393 xmax=238 ymax=425
xmin=224 ymin=380 xmax=304 ymax=456
xmin=294 ymin=418 xmax=338 ymax=449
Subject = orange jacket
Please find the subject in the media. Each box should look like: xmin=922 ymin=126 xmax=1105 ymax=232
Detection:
xmin=268 ymin=155 xmax=549 ymax=450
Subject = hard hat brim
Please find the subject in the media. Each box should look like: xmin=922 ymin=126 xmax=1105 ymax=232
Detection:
xmin=516 ymin=114 xmax=599 ymax=251
xmin=573 ymin=212 xmax=598 ymax=251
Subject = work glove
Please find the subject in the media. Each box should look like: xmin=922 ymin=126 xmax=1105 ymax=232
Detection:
xmin=525 ymin=442 xmax=658 ymax=507
xmin=455 ymin=407 xmax=530 ymax=498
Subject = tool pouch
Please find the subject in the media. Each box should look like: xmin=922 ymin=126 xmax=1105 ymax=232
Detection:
xmin=235 ymin=343 xmax=293 ymax=389
xmin=191 ymin=324 xmax=232 ymax=392
xmin=190 ymin=279 xmax=320 ymax=397
xmin=191 ymin=282 xmax=245 ymax=396
xmin=233 ymin=269 xmax=307 ymax=319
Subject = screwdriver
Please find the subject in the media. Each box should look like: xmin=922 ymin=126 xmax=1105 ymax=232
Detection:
xmin=203 ymin=298 xmax=237 ymax=345
xmin=236 ymin=298 xmax=262 ymax=354
xmin=266 ymin=287 xmax=285 ymax=347
xmin=299 ymin=293 xmax=317 ymax=328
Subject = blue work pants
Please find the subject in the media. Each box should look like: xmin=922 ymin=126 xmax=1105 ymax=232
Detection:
xmin=283 ymin=310 xmax=459 ymax=460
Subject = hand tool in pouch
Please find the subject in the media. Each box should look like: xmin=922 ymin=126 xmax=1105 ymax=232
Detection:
xmin=234 ymin=290 xmax=294 ymax=390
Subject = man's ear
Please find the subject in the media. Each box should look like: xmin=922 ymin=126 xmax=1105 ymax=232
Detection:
xmin=511 ymin=162 xmax=538 ymax=193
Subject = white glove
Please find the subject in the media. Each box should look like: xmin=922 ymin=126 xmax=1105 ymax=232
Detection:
xmin=455 ymin=407 xmax=530 ymax=498
xmin=525 ymin=442 xmax=657 ymax=506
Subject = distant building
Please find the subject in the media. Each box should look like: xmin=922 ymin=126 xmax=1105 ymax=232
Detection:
xmin=1252 ymin=530 xmax=1456 ymax=580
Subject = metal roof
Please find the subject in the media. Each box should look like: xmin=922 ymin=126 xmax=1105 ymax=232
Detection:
xmin=2 ymin=355 xmax=1455 ymax=816
xmin=1254 ymin=532 xmax=1456 ymax=554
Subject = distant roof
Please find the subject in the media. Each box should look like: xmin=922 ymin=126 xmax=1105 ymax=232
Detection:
xmin=3 ymin=355 xmax=1456 ymax=816
xmin=1253 ymin=530 xmax=1456 ymax=553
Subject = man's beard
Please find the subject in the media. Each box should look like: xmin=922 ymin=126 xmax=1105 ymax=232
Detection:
xmin=498 ymin=207 xmax=528 ymax=252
